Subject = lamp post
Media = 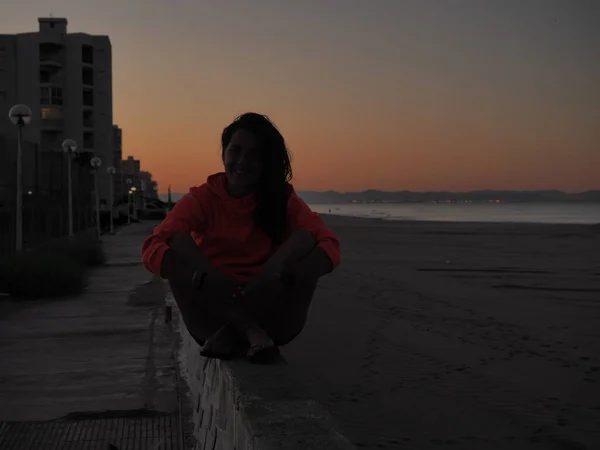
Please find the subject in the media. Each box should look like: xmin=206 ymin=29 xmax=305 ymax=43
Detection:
xmin=107 ymin=166 xmax=116 ymax=234
xmin=8 ymin=104 xmax=32 ymax=252
xmin=126 ymin=178 xmax=132 ymax=224
xmin=90 ymin=156 xmax=102 ymax=239
xmin=140 ymin=179 xmax=147 ymax=209
xmin=61 ymin=139 xmax=78 ymax=238
xmin=130 ymin=187 xmax=138 ymax=222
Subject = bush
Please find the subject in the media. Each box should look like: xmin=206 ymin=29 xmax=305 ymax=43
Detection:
xmin=138 ymin=209 xmax=167 ymax=220
xmin=5 ymin=251 xmax=85 ymax=299
xmin=0 ymin=256 xmax=11 ymax=294
xmin=0 ymin=233 xmax=106 ymax=299
xmin=41 ymin=234 xmax=106 ymax=267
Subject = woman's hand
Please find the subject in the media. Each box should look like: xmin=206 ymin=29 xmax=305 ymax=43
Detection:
xmin=192 ymin=270 xmax=244 ymax=294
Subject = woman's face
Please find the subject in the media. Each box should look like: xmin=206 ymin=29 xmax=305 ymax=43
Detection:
xmin=223 ymin=129 xmax=263 ymax=195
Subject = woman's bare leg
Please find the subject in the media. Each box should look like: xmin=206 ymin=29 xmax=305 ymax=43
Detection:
xmin=166 ymin=234 xmax=275 ymax=354
xmin=167 ymin=233 xmax=330 ymax=359
xmin=167 ymin=277 xmax=223 ymax=345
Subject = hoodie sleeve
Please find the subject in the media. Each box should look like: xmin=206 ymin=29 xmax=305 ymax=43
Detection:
xmin=141 ymin=190 xmax=207 ymax=276
xmin=287 ymin=188 xmax=341 ymax=269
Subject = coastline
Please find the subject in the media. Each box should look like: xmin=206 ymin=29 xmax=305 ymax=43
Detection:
xmin=319 ymin=212 xmax=600 ymax=227
xmin=310 ymin=201 xmax=600 ymax=226
xmin=284 ymin=214 xmax=600 ymax=449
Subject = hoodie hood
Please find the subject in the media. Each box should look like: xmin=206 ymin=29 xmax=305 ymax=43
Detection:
xmin=202 ymin=172 xmax=256 ymax=212
xmin=205 ymin=172 xmax=230 ymax=200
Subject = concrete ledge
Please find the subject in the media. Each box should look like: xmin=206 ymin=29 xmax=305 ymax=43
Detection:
xmin=167 ymin=292 xmax=355 ymax=450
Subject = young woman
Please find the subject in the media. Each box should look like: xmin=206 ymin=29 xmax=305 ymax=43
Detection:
xmin=141 ymin=113 xmax=341 ymax=363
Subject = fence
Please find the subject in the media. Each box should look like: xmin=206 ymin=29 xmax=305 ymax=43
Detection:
xmin=0 ymin=136 xmax=99 ymax=253
xmin=0 ymin=190 xmax=94 ymax=254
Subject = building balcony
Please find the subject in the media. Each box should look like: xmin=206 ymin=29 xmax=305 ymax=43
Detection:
xmin=39 ymin=59 xmax=62 ymax=69
xmin=39 ymin=42 xmax=63 ymax=61
xmin=40 ymin=117 xmax=64 ymax=131
xmin=40 ymin=107 xmax=64 ymax=131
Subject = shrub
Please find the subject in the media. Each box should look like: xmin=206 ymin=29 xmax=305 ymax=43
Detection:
xmin=5 ymin=251 xmax=85 ymax=299
xmin=41 ymin=234 xmax=106 ymax=268
xmin=138 ymin=209 xmax=167 ymax=220
xmin=0 ymin=256 xmax=11 ymax=294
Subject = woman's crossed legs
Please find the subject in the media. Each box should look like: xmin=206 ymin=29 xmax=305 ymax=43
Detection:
xmin=169 ymin=274 xmax=317 ymax=362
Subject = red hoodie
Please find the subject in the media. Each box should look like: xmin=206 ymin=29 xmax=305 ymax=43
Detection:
xmin=141 ymin=173 xmax=340 ymax=281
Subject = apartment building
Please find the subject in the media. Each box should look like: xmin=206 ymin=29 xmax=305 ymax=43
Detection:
xmin=0 ymin=17 xmax=113 ymax=207
xmin=139 ymin=171 xmax=159 ymax=201
xmin=112 ymin=125 xmax=122 ymax=166
xmin=119 ymin=155 xmax=138 ymax=206
xmin=111 ymin=124 xmax=124 ymax=205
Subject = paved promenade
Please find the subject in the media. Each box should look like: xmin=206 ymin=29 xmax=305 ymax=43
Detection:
xmin=0 ymin=223 xmax=181 ymax=449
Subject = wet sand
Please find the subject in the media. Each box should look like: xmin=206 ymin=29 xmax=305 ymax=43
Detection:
xmin=284 ymin=215 xmax=600 ymax=449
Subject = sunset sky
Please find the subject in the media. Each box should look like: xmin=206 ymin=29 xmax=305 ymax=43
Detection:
xmin=3 ymin=0 xmax=599 ymax=193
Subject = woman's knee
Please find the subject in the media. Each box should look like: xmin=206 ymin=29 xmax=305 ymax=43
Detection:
xmin=264 ymin=286 xmax=315 ymax=346
xmin=289 ymin=277 xmax=318 ymax=303
xmin=270 ymin=319 xmax=307 ymax=347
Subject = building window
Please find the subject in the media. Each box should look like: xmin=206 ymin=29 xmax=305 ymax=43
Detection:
xmin=40 ymin=86 xmax=63 ymax=105
xmin=39 ymin=70 xmax=51 ymax=83
xmin=83 ymin=132 xmax=95 ymax=149
xmin=82 ymin=45 xmax=94 ymax=64
xmin=83 ymin=109 xmax=94 ymax=128
xmin=83 ymin=88 xmax=94 ymax=107
xmin=82 ymin=67 xmax=94 ymax=86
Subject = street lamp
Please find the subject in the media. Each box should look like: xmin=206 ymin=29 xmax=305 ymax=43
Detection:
xmin=61 ymin=139 xmax=78 ymax=238
xmin=107 ymin=166 xmax=116 ymax=234
xmin=8 ymin=104 xmax=32 ymax=252
xmin=126 ymin=178 xmax=133 ymax=224
xmin=129 ymin=186 xmax=138 ymax=223
xmin=90 ymin=156 xmax=102 ymax=239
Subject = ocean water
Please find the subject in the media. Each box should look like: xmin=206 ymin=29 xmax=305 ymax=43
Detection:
xmin=309 ymin=202 xmax=600 ymax=225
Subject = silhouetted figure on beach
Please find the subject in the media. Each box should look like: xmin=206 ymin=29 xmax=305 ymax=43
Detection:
xmin=142 ymin=113 xmax=340 ymax=363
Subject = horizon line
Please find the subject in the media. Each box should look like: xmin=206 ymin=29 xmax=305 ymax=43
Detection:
xmin=158 ymin=188 xmax=600 ymax=196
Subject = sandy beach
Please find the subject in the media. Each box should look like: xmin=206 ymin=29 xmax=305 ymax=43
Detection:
xmin=284 ymin=215 xmax=600 ymax=449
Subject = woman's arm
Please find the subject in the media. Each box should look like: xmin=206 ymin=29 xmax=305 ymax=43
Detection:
xmin=262 ymin=229 xmax=316 ymax=274
xmin=142 ymin=191 xmax=232 ymax=288
xmin=162 ymin=233 xmax=238 ymax=288
xmin=142 ymin=192 xmax=208 ymax=277
xmin=288 ymin=245 xmax=333 ymax=282
xmin=283 ymin=188 xmax=341 ymax=276
xmin=256 ymin=188 xmax=340 ymax=286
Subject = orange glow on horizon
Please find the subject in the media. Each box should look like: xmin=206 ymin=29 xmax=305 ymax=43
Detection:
xmin=121 ymin=109 xmax=599 ymax=194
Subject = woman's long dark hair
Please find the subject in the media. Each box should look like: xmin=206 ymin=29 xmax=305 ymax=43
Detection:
xmin=221 ymin=113 xmax=293 ymax=242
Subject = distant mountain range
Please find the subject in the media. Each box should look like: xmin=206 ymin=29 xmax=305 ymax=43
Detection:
xmin=160 ymin=189 xmax=600 ymax=204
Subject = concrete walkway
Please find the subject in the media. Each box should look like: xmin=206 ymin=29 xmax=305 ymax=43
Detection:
xmin=0 ymin=223 xmax=177 ymax=423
